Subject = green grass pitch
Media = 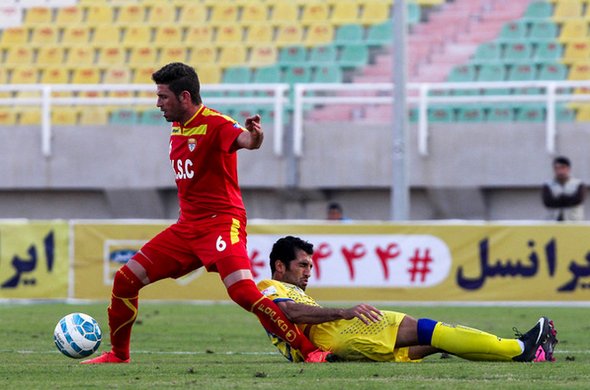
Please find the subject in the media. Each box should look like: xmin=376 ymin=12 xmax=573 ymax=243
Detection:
xmin=0 ymin=302 xmax=588 ymax=389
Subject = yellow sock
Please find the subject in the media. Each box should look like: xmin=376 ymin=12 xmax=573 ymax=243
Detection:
xmin=431 ymin=322 xmax=523 ymax=361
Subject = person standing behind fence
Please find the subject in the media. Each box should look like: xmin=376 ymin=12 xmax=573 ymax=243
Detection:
xmin=542 ymin=156 xmax=585 ymax=221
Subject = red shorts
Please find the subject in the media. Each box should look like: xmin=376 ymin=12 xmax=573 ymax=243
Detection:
xmin=132 ymin=214 xmax=250 ymax=282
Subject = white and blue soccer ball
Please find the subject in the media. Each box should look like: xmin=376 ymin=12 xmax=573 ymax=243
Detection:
xmin=54 ymin=313 xmax=102 ymax=359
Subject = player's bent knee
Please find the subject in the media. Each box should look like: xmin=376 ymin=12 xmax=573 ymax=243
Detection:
xmin=226 ymin=278 xmax=262 ymax=311
xmin=113 ymin=265 xmax=145 ymax=297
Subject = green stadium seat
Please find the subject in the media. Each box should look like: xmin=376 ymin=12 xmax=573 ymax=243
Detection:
xmin=534 ymin=42 xmax=563 ymax=62
xmin=457 ymin=105 xmax=485 ymax=122
xmin=528 ymin=20 xmax=557 ymax=42
xmin=471 ymin=42 xmax=501 ymax=64
xmin=110 ymin=109 xmax=138 ymax=125
xmin=339 ymin=44 xmax=369 ymax=68
xmin=486 ymin=104 xmax=515 ymax=122
xmin=515 ymin=104 xmax=545 ymax=122
xmin=509 ymin=64 xmax=540 ymax=94
xmin=222 ymin=67 xmax=252 ymax=84
xmin=523 ymin=0 xmax=554 ymax=21
xmin=312 ymin=65 xmax=343 ymax=83
xmin=253 ymin=65 xmax=282 ymax=84
xmin=283 ymin=65 xmax=312 ymax=84
xmin=365 ymin=21 xmax=393 ymax=47
xmin=408 ymin=2 xmax=421 ymax=25
xmin=537 ymin=62 xmax=568 ymax=80
xmin=428 ymin=106 xmax=454 ymax=122
xmin=498 ymin=21 xmax=528 ymax=42
xmin=477 ymin=64 xmax=509 ymax=95
xmin=503 ymin=42 xmax=533 ymax=63
xmin=334 ymin=24 xmax=364 ymax=46
xmin=309 ymin=45 xmax=338 ymax=63
xmin=140 ymin=109 xmax=167 ymax=125
xmin=448 ymin=64 xmax=477 ymax=96
xmin=557 ymin=103 xmax=576 ymax=122
xmin=278 ymin=46 xmax=307 ymax=66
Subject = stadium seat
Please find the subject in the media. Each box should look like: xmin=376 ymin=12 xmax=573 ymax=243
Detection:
xmin=147 ymin=4 xmax=176 ymax=24
xmin=92 ymin=25 xmax=121 ymax=44
xmin=365 ymin=21 xmax=393 ymax=47
xmin=67 ymin=46 xmax=95 ymax=66
xmin=104 ymin=68 xmax=132 ymax=85
xmin=71 ymin=67 xmax=100 ymax=84
xmin=253 ymin=65 xmax=282 ymax=84
xmin=249 ymin=45 xmax=277 ymax=67
xmin=471 ymin=42 xmax=501 ymax=63
xmin=110 ymin=109 xmax=138 ymax=126
xmin=97 ymin=46 xmax=126 ymax=68
xmin=11 ymin=67 xmax=38 ymax=84
xmin=558 ymin=19 xmax=589 ymax=43
xmin=132 ymin=65 xmax=158 ymax=84
xmin=245 ymin=24 xmax=273 ymax=44
xmin=499 ymin=21 xmax=529 ymax=42
xmin=24 ymin=7 xmax=52 ymax=24
xmin=283 ymin=65 xmax=312 ymax=84
xmin=276 ymin=24 xmax=304 ymax=47
xmin=241 ymin=3 xmax=268 ymax=23
xmin=62 ymin=26 xmax=91 ymax=45
xmin=331 ymin=1 xmax=360 ymax=25
xmin=503 ymin=42 xmax=533 ymax=63
xmin=117 ymin=4 xmax=146 ymax=24
xmin=334 ymin=24 xmax=364 ymax=46
xmin=129 ymin=46 xmax=157 ymax=66
xmin=36 ymin=46 xmax=65 ymax=66
xmin=215 ymin=24 xmax=243 ymax=43
xmin=339 ymin=44 xmax=369 ymax=68
xmin=223 ymin=66 xmax=252 ymax=84
xmin=218 ymin=45 xmax=247 ymax=67
xmin=407 ymin=2 xmax=422 ymax=25
xmin=508 ymin=64 xmax=539 ymax=94
xmin=428 ymin=106 xmax=454 ymax=122
xmin=486 ymin=104 xmax=515 ymax=121
xmin=195 ymin=65 xmax=221 ymax=84
xmin=178 ymin=3 xmax=207 ymax=24
xmin=515 ymin=104 xmax=545 ymax=122
xmin=478 ymin=63 xmax=509 ymax=94
xmin=52 ymin=107 xmax=79 ymax=126
xmin=528 ymin=20 xmax=557 ymax=42
xmin=553 ymin=0 xmax=583 ymax=21
xmin=533 ymin=42 xmax=563 ymax=62
xmin=556 ymin=103 xmax=576 ymax=122
xmin=568 ymin=62 xmax=590 ymax=80
xmin=537 ymin=62 xmax=568 ymax=80
xmin=279 ymin=46 xmax=307 ymax=66
xmin=576 ymin=104 xmax=590 ymax=121
xmin=30 ymin=25 xmax=59 ymax=45
xmin=305 ymin=23 xmax=334 ymax=46
xmin=523 ymin=0 xmax=554 ymax=21
xmin=457 ymin=106 xmax=485 ymax=122
xmin=85 ymin=5 xmax=113 ymax=25
xmin=185 ymin=26 xmax=214 ymax=42
xmin=154 ymin=25 xmax=183 ymax=45
xmin=210 ymin=4 xmax=239 ymax=24
xmin=0 ymin=27 xmax=28 ymax=49
xmin=123 ymin=25 xmax=152 ymax=45
xmin=448 ymin=64 xmax=477 ymax=82
xmin=5 ymin=47 xmax=34 ymax=67
xmin=41 ymin=66 xmax=70 ymax=84
xmin=301 ymin=3 xmax=329 ymax=24
xmin=19 ymin=109 xmax=42 ymax=125
xmin=271 ymin=3 xmax=298 ymax=23
xmin=312 ymin=65 xmax=343 ymax=83
xmin=0 ymin=109 xmax=17 ymax=126
xmin=309 ymin=45 xmax=337 ymax=63
xmin=140 ymin=108 xmax=167 ymax=125
xmin=80 ymin=107 xmax=109 ymax=126
xmin=361 ymin=1 xmax=390 ymax=24
xmin=160 ymin=46 xmax=190 ymax=65
xmin=563 ymin=41 xmax=590 ymax=64
xmin=55 ymin=6 xmax=83 ymax=25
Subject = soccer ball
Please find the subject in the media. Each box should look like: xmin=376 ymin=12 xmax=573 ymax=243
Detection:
xmin=54 ymin=313 xmax=102 ymax=359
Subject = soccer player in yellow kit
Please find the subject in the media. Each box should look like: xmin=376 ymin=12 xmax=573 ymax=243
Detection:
xmin=257 ymin=236 xmax=558 ymax=363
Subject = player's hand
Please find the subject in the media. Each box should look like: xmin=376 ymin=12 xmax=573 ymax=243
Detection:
xmin=242 ymin=114 xmax=263 ymax=149
xmin=343 ymin=304 xmax=382 ymax=325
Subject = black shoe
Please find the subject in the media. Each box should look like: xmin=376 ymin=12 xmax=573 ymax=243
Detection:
xmin=535 ymin=319 xmax=558 ymax=362
xmin=512 ymin=316 xmax=551 ymax=362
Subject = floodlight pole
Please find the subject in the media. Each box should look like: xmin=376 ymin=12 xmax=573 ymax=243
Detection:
xmin=391 ymin=0 xmax=410 ymax=221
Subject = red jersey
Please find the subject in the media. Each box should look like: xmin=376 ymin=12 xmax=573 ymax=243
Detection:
xmin=169 ymin=105 xmax=247 ymax=222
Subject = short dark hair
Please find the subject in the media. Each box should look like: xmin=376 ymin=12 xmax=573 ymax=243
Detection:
xmin=269 ymin=236 xmax=314 ymax=274
xmin=152 ymin=62 xmax=202 ymax=105
xmin=553 ymin=156 xmax=571 ymax=167
xmin=327 ymin=202 xmax=343 ymax=212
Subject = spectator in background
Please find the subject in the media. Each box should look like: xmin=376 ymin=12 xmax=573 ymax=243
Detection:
xmin=542 ymin=156 xmax=585 ymax=221
xmin=326 ymin=202 xmax=347 ymax=221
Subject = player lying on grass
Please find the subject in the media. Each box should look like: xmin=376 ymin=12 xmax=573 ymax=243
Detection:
xmin=257 ymin=236 xmax=558 ymax=363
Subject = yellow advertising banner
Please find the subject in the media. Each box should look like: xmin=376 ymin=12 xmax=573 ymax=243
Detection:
xmin=72 ymin=221 xmax=590 ymax=302
xmin=0 ymin=220 xmax=69 ymax=299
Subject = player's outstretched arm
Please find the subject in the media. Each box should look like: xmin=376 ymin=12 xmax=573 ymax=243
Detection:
xmin=235 ymin=114 xmax=264 ymax=150
xmin=277 ymin=301 xmax=382 ymax=325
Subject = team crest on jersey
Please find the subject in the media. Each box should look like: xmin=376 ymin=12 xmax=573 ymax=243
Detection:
xmin=187 ymin=138 xmax=197 ymax=152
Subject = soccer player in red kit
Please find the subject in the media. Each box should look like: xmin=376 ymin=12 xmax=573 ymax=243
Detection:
xmin=82 ymin=62 xmax=332 ymax=364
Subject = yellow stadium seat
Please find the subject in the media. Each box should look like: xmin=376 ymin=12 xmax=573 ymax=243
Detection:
xmin=559 ymin=19 xmax=588 ymax=43
xmin=361 ymin=1 xmax=390 ymax=24
xmin=209 ymin=4 xmax=239 ymax=24
xmin=188 ymin=45 xmax=216 ymax=64
xmin=271 ymin=3 xmax=298 ymax=24
xmin=55 ymin=6 xmax=83 ymax=25
xmin=19 ymin=109 xmax=42 ymax=125
xmin=178 ymin=3 xmax=207 ymax=25
xmin=301 ymin=3 xmax=329 ymax=24
xmin=132 ymin=65 xmax=158 ymax=84
xmin=0 ymin=27 xmax=28 ymax=49
xmin=104 ymin=68 xmax=132 ymax=98
xmin=576 ymin=104 xmax=590 ymax=121
xmin=249 ymin=45 xmax=277 ymax=67
xmin=117 ymin=4 xmax=146 ymax=24
xmin=97 ymin=46 xmax=126 ymax=68
xmin=129 ymin=46 xmax=158 ymax=66
xmin=11 ymin=67 xmax=38 ymax=84
xmin=52 ymin=107 xmax=79 ymax=126
xmin=569 ymin=62 xmax=590 ymax=80
xmin=185 ymin=25 xmax=214 ymax=42
xmin=554 ymin=0 xmax=583 ymax=21
xmin=92 ymin=25 xmax=121 ymax=45
xmin=241 ymin=3 xmax=268 ymax=23
xmin=80 ymin=107 xmax=109 ymax=126
xmin=218 ymin=45 xmax=247 ymax=67
xmin=72 ymin=67 xmax=101 ymax=84
xmin=154 ymin=25 xmax=183 ymax=45
xmin=0 ymin=109 xmax=17 ymax=126
xmin=331 ymin=1 xmax=360 ymax=25
xmin=195 ymin=65 xmax=221 ymax=84
xmin=147 ymin=4 xmax=176 ymax=24
xmin=62 ymin=26 xmax=91 ymax=45
xmin=215 ymin=24 xmax=243 ymax=43
xmin=159 ymin=45 xmax=190 ymax=66
xmin=30 ymin=25 xmax=59 ymax=46
xmin=67 ymin=46 xmax=95 ymax=66
xmin=563 ymin=41 xmax=590 ymax=63
xmin=25 ymin=7 xmax=53 ymax=24
xmin=122 ymin=25 xmax=152 ymax=45
xmin=275 ymin=23 xmax=304 ymax=46
xmin=5 ymin=47 xmax=34 ymax=67
xmin=305 ymin=23 xmax=334 ymax=45
xmin=245 ymin=24 xmax=274 ymax=44
xmin=36 ymin=46 xmax=66 ymax=66
xmin=85 ymin=5 xmax=114 ymax=25
xmin=41 ymin=66 xmax=70 ymax=83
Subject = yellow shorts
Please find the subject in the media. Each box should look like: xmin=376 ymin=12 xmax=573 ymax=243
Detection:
xmin=309 ymin=310 xmax=416 ymax=362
